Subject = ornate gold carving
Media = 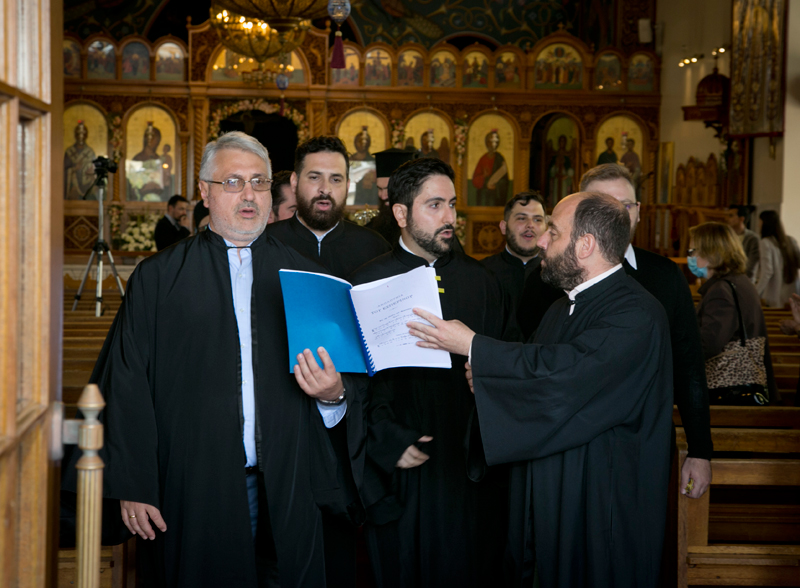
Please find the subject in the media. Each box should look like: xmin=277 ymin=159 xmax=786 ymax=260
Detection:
xmin=193 ymin=99 xmax=207 ymax=192
xmin=471 ymin=222 xmax=504 ymax=255
xmin=65 ymin=215 xmax=99 ymax=250
xmin=65 ymin=94 xmax=190 ymax=131
xmin=303 ymin=32 xmax=328 ymax=85
xmin=191 ymin=28 xmax=221 ymax=82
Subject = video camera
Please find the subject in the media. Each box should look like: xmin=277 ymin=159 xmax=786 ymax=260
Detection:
xmin=92 ymin=155 xmax=118 ymax=177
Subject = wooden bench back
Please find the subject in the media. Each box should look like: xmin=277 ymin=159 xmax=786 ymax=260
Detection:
xmin=676 ymin=427 xmax=800 ymax=587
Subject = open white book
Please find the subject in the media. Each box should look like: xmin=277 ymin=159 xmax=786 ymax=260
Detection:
xmin=279 ymin=265 xmax=452 ymax=375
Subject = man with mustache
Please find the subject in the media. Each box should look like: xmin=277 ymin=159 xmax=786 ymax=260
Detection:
xmin=409 ymin=192 xmax=674 ymax=588
xmin=62 ymin=132 xmax=367 ymax=587
xmin=265 ymin=135 xmax=390 ymax=279
xmin=350 ymin=157 xmax=508 ymax=587
xmin=481 ymin=190 xmax=561 ymax=341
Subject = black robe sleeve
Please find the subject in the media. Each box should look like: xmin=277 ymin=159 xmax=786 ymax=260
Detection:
xmin=667 ymin=263 xmax=713 ymax=459
xmin=471 ymin=303 xmax=671 ymax=464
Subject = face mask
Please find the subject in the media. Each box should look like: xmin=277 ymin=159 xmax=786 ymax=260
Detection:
xmin=687 ymin=256 xmax=708 ymax=279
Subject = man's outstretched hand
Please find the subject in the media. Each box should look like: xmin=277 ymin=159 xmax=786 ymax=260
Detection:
xmin=407 ymin=308 xmax=476 ymax=357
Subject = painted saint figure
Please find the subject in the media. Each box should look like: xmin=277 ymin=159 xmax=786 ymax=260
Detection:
xmin=64 ymin=120 xmax=97 ymax=200
xmin=548 ymin=134 xmax=574 ymax=206
xmin=620 ymin=138 xmax=642 ymax=198
xmin=472 ymin=129 xmax=509 ymax=206
xmin=597 ymin=136 xmax=618 ymax=165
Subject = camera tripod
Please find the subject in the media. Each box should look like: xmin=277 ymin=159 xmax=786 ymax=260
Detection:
xmin=71 ymin=168 xmax=125 ymax=317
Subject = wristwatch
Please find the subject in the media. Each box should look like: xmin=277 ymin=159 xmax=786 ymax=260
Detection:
xmin=318 ymin=388 xmax=346 ymax=406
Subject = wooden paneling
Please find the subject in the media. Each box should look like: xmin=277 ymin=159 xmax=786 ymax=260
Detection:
xmin=0 ymin=0 xmax=61 ymax=586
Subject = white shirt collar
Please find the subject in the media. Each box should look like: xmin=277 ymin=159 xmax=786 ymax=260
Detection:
xmin=566 ymin=264 xmax=624 ymax=315
xmin=624 ymin=243 xmax=637 ymax=270
xmin=399 ymin=236 xmax=437 ymax=266
xmin=166 ymin=213 xmax=179 ymax=228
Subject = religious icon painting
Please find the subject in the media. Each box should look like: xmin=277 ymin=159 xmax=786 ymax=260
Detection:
xmin=628 ymin=53 xmax=655 ymax=91
xmin=405 ymin=112 xmax=452 ymax=164
xmin=466 ymin=113 xmax=515 ymax=207
xmin=86 ymin=39 xmax=116 ymax=79
xmin=594 ymin=52 xmax=622 ymax=91
xmin=156 ymin=42 xmax=185 ymax=82
xmin=533 ymin=43 xmax=583 ymax=90
xmin=211 ymin=49 xmax=259 ymax=81
xmin=595 ymin=115 xmax=644 ymax=197
xmin=462 ymin=51 xmax=489 ymax=89
xmin=657 ymin=142 xmax=674 ymax=204
xmin=429 ymin=50 xmax=457 ymax=88
xmin=494 ymin=51 xmax=522 ymax=89
xmin=364 ymin=49 xmax=392 ymax=86
xmin=63 ymin=103 xmax=109 ymax=200
xmin=125 ymin=105 xmax=179 ymax=202
xmin=544 ymin=116 xmax=579 ymax=208
xmin=122 ymin=42 xmax=151 ymax=81
xmin=283 ymin=51 xmax=306 ymax=84
xmin=337 ymin=110 xmax=388 ymax=205
xmin=332 ymin=47 xmax=360 ymax=86
xmin=397 ymin=50 xmax=424 ymax=86
xmin=63 ymin=39 xmax=82 ymax=78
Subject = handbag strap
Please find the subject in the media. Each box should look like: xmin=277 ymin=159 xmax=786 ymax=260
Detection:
xmin=723 ymin=279 xmax=749 ymax=346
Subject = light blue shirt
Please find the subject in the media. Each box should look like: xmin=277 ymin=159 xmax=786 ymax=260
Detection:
xmin=224 ymin=238 xmax=346 ymax=468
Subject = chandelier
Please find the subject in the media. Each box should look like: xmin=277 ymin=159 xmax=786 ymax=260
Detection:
xmin=210 ymin=7 xmax=310 ymax=62
xmin=212 ymin=0 xmax=330 ymax=28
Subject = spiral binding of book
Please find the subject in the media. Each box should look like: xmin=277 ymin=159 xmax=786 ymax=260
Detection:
xmin=349 ymin=297 xmax=377 ymax=376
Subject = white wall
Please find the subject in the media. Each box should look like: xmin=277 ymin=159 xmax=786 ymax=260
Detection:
xmin=780 ymin=1 xmax=800 ymax=236
xmin=658 ymin=0 xmax=731 ymax=167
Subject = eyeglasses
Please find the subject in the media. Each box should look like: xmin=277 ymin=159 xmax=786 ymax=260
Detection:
xmin=202 ymin=177 xmax=272 ymax=192
xmin=623 ymin=202 xmax=639 ymax=211
xmin=687 ymin=249 xmax=696 ymax=257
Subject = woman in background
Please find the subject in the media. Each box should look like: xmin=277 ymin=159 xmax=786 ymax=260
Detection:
xmin=689 ymin=222 xmax=777 ymax=402
xmin=755 ymin=210 xmax=800 ymax=308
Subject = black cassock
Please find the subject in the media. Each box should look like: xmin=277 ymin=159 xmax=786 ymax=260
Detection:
xmin=471 ymin=269 xmax=673 ymax=588
xmin=350 ymin=246 xmax=508 ymax=588
xmin=265 ymin=214 xmax=390 ymax=279
xmin=62 ymin=229 xmax=366 ymax=588
xmin=481 ymin=250 xmax=540 ymax=342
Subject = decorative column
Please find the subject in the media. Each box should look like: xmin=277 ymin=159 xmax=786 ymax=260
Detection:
xmin=75 ymin=384 xmax=106 ymax=588
xmin=179 ymin=131 xmax=191 ymax=197
xmin=192 ymin=98 xmax=208 ymax=197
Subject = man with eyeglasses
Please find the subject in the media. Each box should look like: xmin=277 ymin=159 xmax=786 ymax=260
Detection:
xmin=265 ymin=135 xmax=391 ymax=279
xmin=62 ymin=131 xmax=368 ymax=587
xmin=578 ymin=164 xmax=712 ymax=503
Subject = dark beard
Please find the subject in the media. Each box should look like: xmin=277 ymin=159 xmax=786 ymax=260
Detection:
xmin=541 ymin=239 xmax=586 ymax=291
xmin=506 ymin=230 xmax=539 ymax=259
xmin=296 ymin=194 xmax=346 ymax=232
xmin=407 ymin=218 xmax=454 ymax=258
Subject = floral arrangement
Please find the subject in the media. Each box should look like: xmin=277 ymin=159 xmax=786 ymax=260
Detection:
xmin=108 ymin=203 xmax=124 ymax=249
xmin=209 ymin=99 xmax=310 ymax=142
xmin=454 ymin=118 xmax=468 ymax=167
xmin=390 ymin=118 xmax=405 ymax=148
xmin=108 ymin=114 xmax=124 ymax=163
xmin=455 ymin=211 xmax=467 ymax=247
xmin=118 ymin=213 xmax=160 ymax=252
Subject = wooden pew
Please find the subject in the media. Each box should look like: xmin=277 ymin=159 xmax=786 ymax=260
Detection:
xmin=676 ymin=428 xmax=800 ymax=587
xmin=673 ymin=405 xmax=800 ymax=428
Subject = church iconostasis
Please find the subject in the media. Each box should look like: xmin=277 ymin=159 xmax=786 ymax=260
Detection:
xmin=62 ymin=22 xmax=662 ymax=254
xmin=337 ymin=110 xmax=389 ymax=205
